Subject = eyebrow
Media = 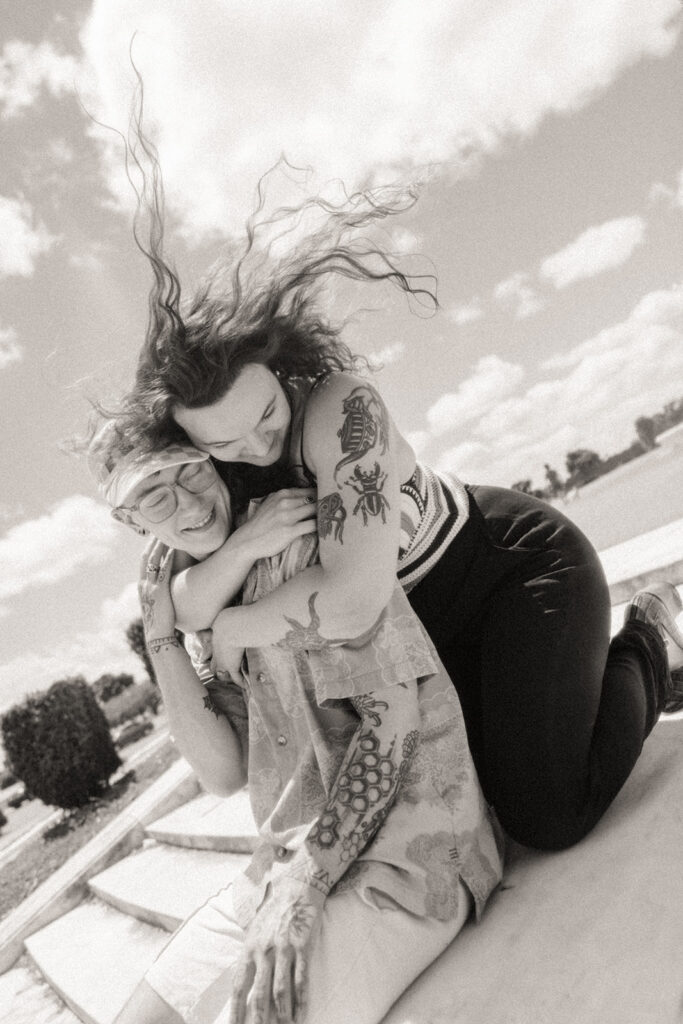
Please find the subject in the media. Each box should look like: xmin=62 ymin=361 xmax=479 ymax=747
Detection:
xmin=201 ymin=397 xmax=275 ymax=446
xmin=132 ymin=467 xmax=181 ymax=503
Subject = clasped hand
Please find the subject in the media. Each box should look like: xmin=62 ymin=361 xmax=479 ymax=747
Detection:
xmin=229 ymin=879 xmax=325 ymax=1024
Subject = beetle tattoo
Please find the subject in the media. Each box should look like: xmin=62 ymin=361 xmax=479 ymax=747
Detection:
xmin=334 ymin=385 xmax=389 ymax=479
xmin=346 ymin=463 xmax=391 ymax=525
xmin=318 ymin=492 xmax=347 ymax=543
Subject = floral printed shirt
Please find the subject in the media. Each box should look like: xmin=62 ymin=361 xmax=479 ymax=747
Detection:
xmin=201 ymin=510 xmax=503 ymax=928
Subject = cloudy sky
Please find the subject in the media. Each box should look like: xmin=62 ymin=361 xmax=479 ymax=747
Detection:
xmin=1 ymin=0 xmax=683 ymax=712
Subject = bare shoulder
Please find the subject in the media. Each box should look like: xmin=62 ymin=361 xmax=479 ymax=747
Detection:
xmin=304 ymin=373 xmax=391 ymax=467
xmin=305 ymin=371 xmax=384 ymax=421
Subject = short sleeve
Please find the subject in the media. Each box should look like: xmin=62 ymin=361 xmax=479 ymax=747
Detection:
xmin=307 ymin=583 xmax=438 ymax=706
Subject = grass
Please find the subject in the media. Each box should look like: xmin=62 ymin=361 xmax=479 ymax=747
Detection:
xmin=0 ymin=740 xmax=180 ymax=922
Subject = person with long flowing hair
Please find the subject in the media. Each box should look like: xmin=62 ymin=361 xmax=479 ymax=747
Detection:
xmin=107 ymin=113 xmax=683 ymax=862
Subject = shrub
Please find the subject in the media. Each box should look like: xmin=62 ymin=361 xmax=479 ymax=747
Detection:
xmin=7 ymin=790 xmax=29 ymax=810
xmin=92 ymin=672 xmax=135 ymax=703
xmin=102 ymin=679 xmax=161 ymax=728
xmin=0 ymin=768 xmax=16 ymax=789
xmin=0 ymin=676 xmax=121 ymax=810
xmin=116 ymin=719 xmax=154 ymax=749
xmin=0 ymin=807 xmax=6 ymax=830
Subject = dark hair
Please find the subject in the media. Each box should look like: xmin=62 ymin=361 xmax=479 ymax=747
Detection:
xmin=109 ymin=70 xmax=438 ymax=480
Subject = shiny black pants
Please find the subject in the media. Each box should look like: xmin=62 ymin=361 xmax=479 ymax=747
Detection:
xmin=407 ymin=486 xmax=668 ymax=851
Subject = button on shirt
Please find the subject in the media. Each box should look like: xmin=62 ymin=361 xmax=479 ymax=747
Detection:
xmin=207 ymin=508 xmax=503 ymax=930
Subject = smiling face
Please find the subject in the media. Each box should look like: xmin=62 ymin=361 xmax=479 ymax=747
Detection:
xmin=172 ymin=363 xmax=292 ymax=465
xmin=117 ymin=462 xmax=233 ymax=559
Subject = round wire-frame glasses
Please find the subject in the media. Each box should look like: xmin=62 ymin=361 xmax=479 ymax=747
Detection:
xmin=116 ymin=460 xmax=217 ymax=523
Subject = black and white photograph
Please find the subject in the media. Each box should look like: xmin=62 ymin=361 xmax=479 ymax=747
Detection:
xmin=0 ymin=2 xmax=682 ymax=1022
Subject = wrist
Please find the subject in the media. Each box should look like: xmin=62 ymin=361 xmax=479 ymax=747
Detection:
xmin=146 ymin=635 xmax=181 ymax=655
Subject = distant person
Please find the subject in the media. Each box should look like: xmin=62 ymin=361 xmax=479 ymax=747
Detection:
xmin=89 ymin=435 xmax=503 ymax=1024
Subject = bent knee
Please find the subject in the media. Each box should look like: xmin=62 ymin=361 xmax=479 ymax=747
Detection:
xmin=493 ymin=791 xmax=599 ymax=852
xmin=114 ymin=980 xmax=183 ymax=1024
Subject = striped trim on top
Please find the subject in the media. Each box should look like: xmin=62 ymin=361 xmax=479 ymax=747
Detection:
xmin=398 ymin=463 xmax=469 ymax=592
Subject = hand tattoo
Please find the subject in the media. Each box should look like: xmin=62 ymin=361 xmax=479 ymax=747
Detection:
xmin=140 ymin=595 xmax=155 ymax=632
xmin=334 ymin=385 xmax=389 ymax=479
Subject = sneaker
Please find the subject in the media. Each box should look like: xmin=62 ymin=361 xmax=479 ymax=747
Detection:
xmin=624 ymin=582 xmax=683 ymax=713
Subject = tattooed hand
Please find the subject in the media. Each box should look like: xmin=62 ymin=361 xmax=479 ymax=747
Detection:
xmin=137 ymin=539 xmax=177 ymax=646
xmin=228 ymin=878 xmax=325 ymax=1024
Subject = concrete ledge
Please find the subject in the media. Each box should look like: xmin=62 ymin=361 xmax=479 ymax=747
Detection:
xmin=383 ymin=718 xmax=683 ymax=1024
xmin=0 ymin=757 xmax=199 ymax=973
xmin=607 ymin=557 xmax=683 ymax=604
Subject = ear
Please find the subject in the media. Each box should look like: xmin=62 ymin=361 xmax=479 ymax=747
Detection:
xmin=111 ymin=508 xmax=148 ymax=536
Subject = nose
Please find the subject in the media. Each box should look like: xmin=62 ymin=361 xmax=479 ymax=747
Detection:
xmin=175 ymin=486 xmax=202 ymax=513
xmin=245 ymin=429 xmax=273 ymax=458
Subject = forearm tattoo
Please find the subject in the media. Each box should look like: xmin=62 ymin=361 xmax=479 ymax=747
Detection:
xmin=289 ymin=702 xmax=420 ymax=896
xmin=334 ymin=385 xmax=389 ymax=480
xmin=317 ymin=492 xmax=347 ymax=544
xmin=146 ymin=635 xmax=181 ymax=654
xmin=281 ymin=592 xmax=332 ymax=651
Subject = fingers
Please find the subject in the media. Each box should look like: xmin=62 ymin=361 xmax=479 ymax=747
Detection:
xmin=157 ymin=545 xmax=175 ymax=584
xmin=272 ymin=949 xmax=294 ymax=1023
xmin=293 ymin=517 xmax=317 ymax=537
xmin=273 ymin=488 xmax=316 ymax=502
xmin=293 ymin=952 xmax=309 ymax=1023
xmin=249 ymin=952 xmax=275 ymax=1024
xmin=228 ymin=958 xmax=255 ymax=1024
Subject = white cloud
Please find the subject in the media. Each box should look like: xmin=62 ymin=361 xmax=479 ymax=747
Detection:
xmin=426 ymin=355 xmax=526 ymax=435
xmin=0 ymin=325 xmax=22 ymax=369
xmin=406 ymin=429 xmax=430 ymax=458
xmin=648 ymin=180 xmax=676 ymax=206
xmin=493 ymin=272 xmax=545 ymax=319
xmin=0 ymin=40 xmax=79 ymax=118
xmin=0 ymin=582 xmax=144 ymax=713
xmin=540 ymin=215 xmax=646 ymax=289
xmin=677 ymin=168 xmax=683 ymax=208
xmin=0 ymin=195 xmax=55 ymax=278
xmin=0 ymin=496 xmax=118 ymax=609
xmin=371 ymin=342 xmax=406 ymax=366
xmin=79 ymin=0 xmax=682 ymax=238
xmin=447 ymin=299 xmax=484 ymax=325
xmin=432 ymin=282 xmax=683 ymax=487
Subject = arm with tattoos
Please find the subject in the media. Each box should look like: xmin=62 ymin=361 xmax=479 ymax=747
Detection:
xmin=211 ymin=374 xmax=412 ymax=663
xmin=228 ymin=680 xmax=421 ymax=1024
xmin=170 ymin=486 xmax=317 ymax=633
xmin=139 ymin=539 xmax=247 ymax=796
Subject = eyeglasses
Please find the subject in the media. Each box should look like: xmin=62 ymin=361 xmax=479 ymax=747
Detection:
xmin=116 ymin=461 xmax=217 ymax=523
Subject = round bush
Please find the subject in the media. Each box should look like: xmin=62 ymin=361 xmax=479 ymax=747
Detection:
xmin=1 ymin=676 xmax=122 ymax=810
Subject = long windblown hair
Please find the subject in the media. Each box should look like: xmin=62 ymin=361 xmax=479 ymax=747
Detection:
xmin=104 ymin=69 xmax=438 ymax=498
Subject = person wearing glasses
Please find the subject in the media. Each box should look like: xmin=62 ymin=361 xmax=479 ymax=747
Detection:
xmin=89 ymin=431 xmax=503 ymax=1024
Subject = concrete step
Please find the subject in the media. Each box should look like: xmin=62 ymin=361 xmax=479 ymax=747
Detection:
xmin=146 ymin=789 xmax=258 ymax=852
xmin=24 ymin=899 xmax=168 ymax=1024
xmin=89 ymin=842 xmax=250 ymax=931
xmin=0 ymin=957 xmax=79 ymax=1024
xmin=383 ymin=717 xmax=683 ymax=1024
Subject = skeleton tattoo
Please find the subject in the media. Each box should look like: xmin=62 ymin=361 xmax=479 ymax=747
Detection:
xmin=317 ymin=491 xmax=347 ymax=544
xmin=334 ymin=385 xmax=389 ymax=479
xmin=346 ymin=462 xmax=390 ymax=525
